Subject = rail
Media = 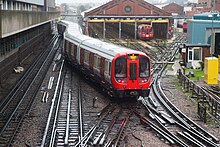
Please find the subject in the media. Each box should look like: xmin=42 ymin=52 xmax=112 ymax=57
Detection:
xmin=41 ymin=59 xmax=65 ymax=147
xmin=148 ymin=33 xmax=219 ymax=146
xmin=64 ymin=89 xmax=71 ymax=145
xmin=0 ymin=34 xmax=60 ymax=146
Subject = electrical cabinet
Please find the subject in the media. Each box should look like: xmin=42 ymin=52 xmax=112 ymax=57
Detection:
xmin=204 ymin=57 xmax=218 ymax=85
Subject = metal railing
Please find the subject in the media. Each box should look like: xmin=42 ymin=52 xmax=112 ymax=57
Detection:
xmin=178 ymin=69 xmax=220 ymax=122
xmin=0 ymin=10 xmax=60 ymax=38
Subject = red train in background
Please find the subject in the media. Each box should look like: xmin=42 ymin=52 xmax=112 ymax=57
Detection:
xmin=182 ymin=22 xmax=187 ymax=33
xmin=57 ymin=20 xmax=151 ymax=98
xmin=137 ymin=24 xmax=154 ymax=40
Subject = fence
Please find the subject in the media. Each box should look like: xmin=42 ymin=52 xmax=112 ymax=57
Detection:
xmin=178 ymin=69 xmax=220 ymax=123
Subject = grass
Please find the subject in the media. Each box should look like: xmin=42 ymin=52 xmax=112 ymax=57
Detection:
xmin=206 ymin=117 xmax=220 ymax=125
xmin=173 ymin=78 xmax=185 ymax=91
xmin=166 ymin=64 xmax=173 ymax=71
xmin=183 ymin=68 xmax=204 ymax=81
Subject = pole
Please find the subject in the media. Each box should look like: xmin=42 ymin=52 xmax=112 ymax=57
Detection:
xmin=119 ymin=22 xmax=121 ymax=39
xmin=213 ymin=0 xmax=215 ymax=12
xmin=134 ymin=21 xmax=137 ymax=40
xmin=103 ymin=21 xmax=105 ymax=39
xmin=211 ymin=16 xmax=214 ymax=55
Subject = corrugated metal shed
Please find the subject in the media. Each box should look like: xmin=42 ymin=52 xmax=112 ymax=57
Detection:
xmin=193 ymin=13 xmax=220 ymax=20
xmin=187 ymin=19 xmax=220 ymax=44
xmin=16 ymin=0 xmax=44 ymax=6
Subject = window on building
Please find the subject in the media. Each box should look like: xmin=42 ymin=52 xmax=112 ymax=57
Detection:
xmin=194 ymin=48 xmax=202 ymax=60
xmin=188 ymin=49 xmax=193 ymax=61
xmin=188 ymin=47 xmax=202 ymax=61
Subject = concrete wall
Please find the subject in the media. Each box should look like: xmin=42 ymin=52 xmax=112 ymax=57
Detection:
xmin=0 ymin=23 xmax=52 ymax=84
xmin=0 ymin=10 xmax=60 ymax=38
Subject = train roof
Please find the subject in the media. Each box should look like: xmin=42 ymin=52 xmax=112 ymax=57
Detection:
xmin=62 ymin=20 xmax=145 ymax=60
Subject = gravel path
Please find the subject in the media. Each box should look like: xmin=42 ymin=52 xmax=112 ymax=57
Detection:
xmin=161 ymin=73 xmax=220 ymax=142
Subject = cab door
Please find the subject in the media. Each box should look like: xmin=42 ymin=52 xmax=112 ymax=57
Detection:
xmin=127 ymin=55 xmax=139 ymax=88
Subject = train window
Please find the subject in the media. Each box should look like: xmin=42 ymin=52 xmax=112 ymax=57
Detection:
xmin=70 ymin=44 xmax=75 ymax=57
xmin=139 ymin=56 xmax=150 ymax=78
xmin=73 ymin=44 xmax=77 ymax=60
xmin=130 ymin=63 xmax=137 ymax=80
xmin=94 ymin=55 xmax=101 ymax=69
xmin=105 ymin=60 xmax=108 ymax=74
xmin=141 ymin=27 xmax=146 ymax=33
xmin=109 ymin=62 xmax=111 ymax=76
xmin=84 ymin=50 xmax=89 ymax=64
xmin=150 ymin=27 xmax=153 ymax=33
xmin=69 ymin=43 xmax=73 ymax=56
xmin=64 ymin=40 xmax=67 ymax=51
xmin=115 ymin=56 xmax=127 ymax=78
xmin=94 ymin=55 xmax=98 ymax=68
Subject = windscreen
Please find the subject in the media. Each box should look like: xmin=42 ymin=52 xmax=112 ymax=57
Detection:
xmin=115 ymin=56 xmax=127 ymax=78
xmin=139 ymin=56 xmax=150 ymax=78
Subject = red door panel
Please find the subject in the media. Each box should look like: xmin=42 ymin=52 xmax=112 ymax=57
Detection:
xmin=127 ymin=60 xmax=139 ymax=89
xmin=80 ymin=48 xmax=84 ymax=65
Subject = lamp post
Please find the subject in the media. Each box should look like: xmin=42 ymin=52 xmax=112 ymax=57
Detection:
xmin=211 ymin=15 xmax=214 ymax=55
xmin=208 ymin=14 xmax=215 ymax=55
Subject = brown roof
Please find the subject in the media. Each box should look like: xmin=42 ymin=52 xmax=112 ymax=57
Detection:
xmin=162 ymin=2 xmax=183 ymax=9
xmin=84 ymin=0 xmax=171 ymax=17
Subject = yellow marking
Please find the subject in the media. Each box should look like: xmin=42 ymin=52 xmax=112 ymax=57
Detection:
xmin=136 ymin=20 xmax=151 ymax=23
xmin=87 ymin=19 xmax=168 ymax=23
xmin=120 ymin=19 xmax=136 ymax=23
xmin=130 ymin=54 xmax=137 ymax=60
xmin=88 ymin=19 xmax=105 ymax=23
xmin=105 ymin=19 xmax=120 ymax=23
xmin=152 ymin=19 xmax=168 ymax=23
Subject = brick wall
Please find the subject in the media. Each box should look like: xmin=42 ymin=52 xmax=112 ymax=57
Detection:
xmin=162 ymin=3 xmax=184 ymax=15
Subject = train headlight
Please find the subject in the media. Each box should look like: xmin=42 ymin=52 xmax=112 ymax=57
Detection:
xmin=116 ymin=78 xmax=127 ymax=83
xmin=139 ymin=78 xmax=148 ymax=83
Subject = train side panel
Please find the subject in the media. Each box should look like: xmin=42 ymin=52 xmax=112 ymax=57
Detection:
xmin=63 ymin=37 xmax=113 ymax=91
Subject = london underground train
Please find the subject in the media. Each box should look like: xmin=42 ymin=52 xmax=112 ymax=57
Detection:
xmin=137 ymin=24 xmax=154 ymax=40
xmin=58 ymin=20 xmax=151 ymax=98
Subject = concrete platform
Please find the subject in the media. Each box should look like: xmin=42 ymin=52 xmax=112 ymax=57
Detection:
xmin=166 ymin=60 xmax=181 ymax=75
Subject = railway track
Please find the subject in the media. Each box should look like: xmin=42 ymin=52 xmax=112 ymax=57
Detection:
xmin=148 ymin=66 xmax=219 ymax=146
xmin=39 ymin=26 xmax=218 ymax=147
xmin=73 ymin=102 xmax=138 ymax=147
xmin=0 ymin=34 xmax=61 ymax=147
xmin=144 ymin=34 xmax=219 ymax=146
xmin=44 ymin=77 xmax=139 ymax=147
xmin=41 ymin=62 xmax=97 ymax=146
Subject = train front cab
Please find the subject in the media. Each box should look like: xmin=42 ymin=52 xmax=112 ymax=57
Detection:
xmin=138 ymin=25 xmax=154 ymax=40
xmin=111 ymin=53 xmax=151 ymax=98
